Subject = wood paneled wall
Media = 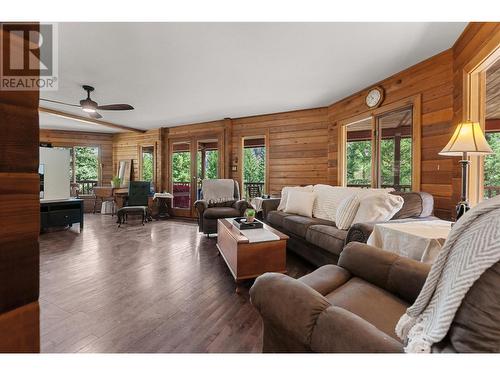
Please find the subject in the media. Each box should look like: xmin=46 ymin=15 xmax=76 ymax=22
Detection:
xmin=70 ymin=23 xmax=500 ymax=219
xmin=164 ymin=120 xmax=228 ymax=193
xmin=39 ymin=129 xmax=114 ymax=184
xmin=328 ymin=50 xmax=455 ymax=219
xmin=230 ymin=108 xmax=329 ymax=195
xmin=452 ymin=23 xmax=500 ymax=208
xmin=112 ymin=129 xmax=163 ymax=190
xmin=0 ymin=24 xmax=40 ymax=352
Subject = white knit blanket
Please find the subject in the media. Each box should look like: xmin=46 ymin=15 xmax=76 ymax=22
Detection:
xmin=395 ymin=195 xmax=500 ymax=352
xmin=202 ymin=179 xmax=235 ymax=203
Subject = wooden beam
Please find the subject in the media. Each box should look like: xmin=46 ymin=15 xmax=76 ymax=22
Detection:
xmin=39 ymin=107 xmax=146 ymax=133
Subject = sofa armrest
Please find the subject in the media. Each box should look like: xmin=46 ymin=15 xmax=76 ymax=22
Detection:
xmin=233 ymin=199 xmax=250 ymax=215
xmin=250 ymin=273 xmax=331 ymax=347
xmin=299 ymin=265 xmax=351 ymax=296
xmin=345 ymin=222 xmax=376 ymax=245
xmin=194 ymin=200 xmax=208 ymax=217
xmin=261 ymin=198 xmax=281 ymax=221
xmin=311 ymin=306 xmax=403 ymax=353
xmin=338 ymin=242 xmax=431 ymax=304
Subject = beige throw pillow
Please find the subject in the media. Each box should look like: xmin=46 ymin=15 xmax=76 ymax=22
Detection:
xmin=335 ymin=194 xmax=360 ymax=230
xmin=277 ymin=185 xmax=313 ymax=211
xmin=312 ymin=185 xmax=361 ymax=222
xmin=352 ymin=193 xmax=404 ymax=224
xmin=284 ymin=190 xmax=316 ymax=218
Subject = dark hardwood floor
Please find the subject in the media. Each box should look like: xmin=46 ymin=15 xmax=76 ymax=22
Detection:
xmin=39 ymin=214 xmax=313 ymax=353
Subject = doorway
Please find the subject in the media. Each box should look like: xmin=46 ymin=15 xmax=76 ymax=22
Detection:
xmin=169 ymin=134 xmax=223 ymax=217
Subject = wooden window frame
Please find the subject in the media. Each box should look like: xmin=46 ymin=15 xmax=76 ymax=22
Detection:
xmin=465 ymin=45 xmax=500 ymax=206
xmin=138 ymin=143 xmax=157 ymax=188
xmin=337 ymin=95 xmax=421 ymax=191
xmin=240 ymin=133 xmax=269 ymax=198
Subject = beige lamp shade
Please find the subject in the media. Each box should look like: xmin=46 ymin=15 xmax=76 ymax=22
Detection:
xmin=439 ymin=121 xmax=493 ymax=156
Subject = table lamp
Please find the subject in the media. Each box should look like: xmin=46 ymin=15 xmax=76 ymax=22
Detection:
xmin=439 ymin=120 xmax=493 ymax=219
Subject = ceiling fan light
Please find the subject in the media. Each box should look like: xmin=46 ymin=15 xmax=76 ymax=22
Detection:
xmin=82 ymin=107 xmax=96 ymax=113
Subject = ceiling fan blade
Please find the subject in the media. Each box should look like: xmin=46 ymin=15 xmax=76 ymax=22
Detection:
xmin=40 ymin=98 xmax=81 ymax=108
xmin=97 ymin=104 xmax=134 ymax=111
xmin=88 ymin=112 xmax=103 ymax=119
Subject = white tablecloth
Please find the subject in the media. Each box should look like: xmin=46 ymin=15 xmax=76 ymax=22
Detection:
xmin=153 ymin=192 xmax=173 ymax=200
xmin=367 ymin=220 xmax=452 ymax=263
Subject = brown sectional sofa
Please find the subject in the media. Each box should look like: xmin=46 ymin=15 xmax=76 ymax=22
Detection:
xmin=262 ymin=191 xmax=435 ymax=266
xmin=250 ymin=241 xmax=500 ymax=353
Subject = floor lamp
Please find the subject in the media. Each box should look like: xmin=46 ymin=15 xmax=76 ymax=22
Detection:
xmin=439 ymin=121 xmax=493 ymax=220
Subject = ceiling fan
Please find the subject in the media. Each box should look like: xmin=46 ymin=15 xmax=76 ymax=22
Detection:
xmin=40 ymin=85 xmax=134 ymax=119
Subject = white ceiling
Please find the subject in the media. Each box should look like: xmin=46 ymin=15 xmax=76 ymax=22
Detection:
xmin=39 ymin=22 xmax=467 ymax=133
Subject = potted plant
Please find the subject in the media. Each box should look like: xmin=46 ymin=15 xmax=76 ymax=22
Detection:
xmin=245 ymin=208 xmax=256 ymax=223
xmin=111 ymin=176 xmax=121 ymax=188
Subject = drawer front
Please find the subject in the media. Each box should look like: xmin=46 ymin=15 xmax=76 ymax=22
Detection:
xmin=49 ymin=209 xmax=81 ymax=226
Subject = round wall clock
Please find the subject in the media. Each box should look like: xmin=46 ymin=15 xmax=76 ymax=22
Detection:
xmin=365 ymin=86 xmax=384 ymax=108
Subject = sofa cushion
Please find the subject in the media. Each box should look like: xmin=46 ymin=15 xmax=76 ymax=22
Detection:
xmin=203 ymin=207 xmax=240 ymax=219
xmin=267 ymin=210 xmax=293 ymax=228
xmin=352 ymin=193 xmax=404 ymax=224
xmin=277 ymin=185 xmax=314 ymax=211
xmin=305 ymin=225 xmax=348 ymax=256
xmin=282 ymin=216 xmax=335 ymax=238
xmin=391 ymin=191 xmax=434 ymax=219
xmin=325 ymin=277 xmax=408 ymax=341
xmin=447 ymin=262 xmax=500 ymax=352
xmin=284 ymin=190 xmax=316 ymax=217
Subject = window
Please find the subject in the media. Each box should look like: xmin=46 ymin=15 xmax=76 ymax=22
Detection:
xmin=345 ymin=118 xmax=372 ymax=187
xmin=483 ymin=129 xmax=500 ymax=199
xmin=171 ymin=141 xmax=192 ymax=209
xmin=55 ymin=145 xmax=100 ymax=195
xmin=242 ymin=137 xmax=266 ymax=198
xmin=340 ymin=99 xmax=419 ymax=191
xmin=376 ymin=107 xmax=413 ymax=191
xmin=482 ymin=59 xmax=500 ymax=200
xmin=140 ymin=146 xmax=155 ymax=182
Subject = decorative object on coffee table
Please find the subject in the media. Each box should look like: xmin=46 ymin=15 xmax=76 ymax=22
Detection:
xmin=216 ymin=218 xmax=288 ymax=293
xmin=439 ymin=121 xmax=493 ymax=220
xmin=245 ymin=208 xmax=256 ymax=222
xmin=232 ymin=217 xmax=264 ymax=230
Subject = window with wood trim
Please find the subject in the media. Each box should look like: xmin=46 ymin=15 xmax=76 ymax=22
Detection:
xmin=482 ymin=59 xmax=500 ymax=199
xmin=140 ymin=145 xmax=155 ymax=182
xmin=55 ymin=145 xmax=100 ymax=195
xmin=339 ymin=98 xmax=420 ymax=192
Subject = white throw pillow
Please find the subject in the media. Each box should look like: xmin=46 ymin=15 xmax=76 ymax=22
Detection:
xmin=277 ymin=185 xmax=313 ymax=211
xmin=335 ymin=194 xmax=360 ymax=230
xmin=284 ymin=190 xmax=316 ymax=218
xmin=312 ymin=185 xmax=360 ymax=222
xmin=352 ymin=193 xmax=404 ymax=224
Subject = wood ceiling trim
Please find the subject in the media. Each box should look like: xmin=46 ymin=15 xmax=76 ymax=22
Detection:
xmin=39 ymin=107 xmax=145 ymax=133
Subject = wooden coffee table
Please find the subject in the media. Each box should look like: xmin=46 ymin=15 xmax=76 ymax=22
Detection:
xmin=216 ymin=218 xmax=288 ymax=292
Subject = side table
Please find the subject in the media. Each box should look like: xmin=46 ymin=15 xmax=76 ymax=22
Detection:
xmin=153 ymin=192 xmax=173 ymax=219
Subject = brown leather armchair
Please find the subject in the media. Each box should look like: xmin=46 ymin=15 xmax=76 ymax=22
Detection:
xmin=194 ymin=180 xmax=250 ymax=235
xmin=250 ymin=242 xmax=500 ymax=353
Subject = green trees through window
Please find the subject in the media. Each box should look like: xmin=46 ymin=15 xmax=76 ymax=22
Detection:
xmin=243 ymin=147 xmax=265 ymax=184
xmin=172 ymin=151 xmax=191 ymax=182
xmin=197 ymin=150 xmax=218 ymax=180
xmin=142 ymin=151 xmax=154 ymax=182
xmin=484 ymin=132 xmax=500 ymax=198
xmin=346 ymin=140 xmax=371 ymax=186
xmin=74 ymin=146 xmax=99 ymax=182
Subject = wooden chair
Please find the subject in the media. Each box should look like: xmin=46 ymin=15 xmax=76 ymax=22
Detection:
xmin=246 ymin=184 xmax=262 ymax=199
